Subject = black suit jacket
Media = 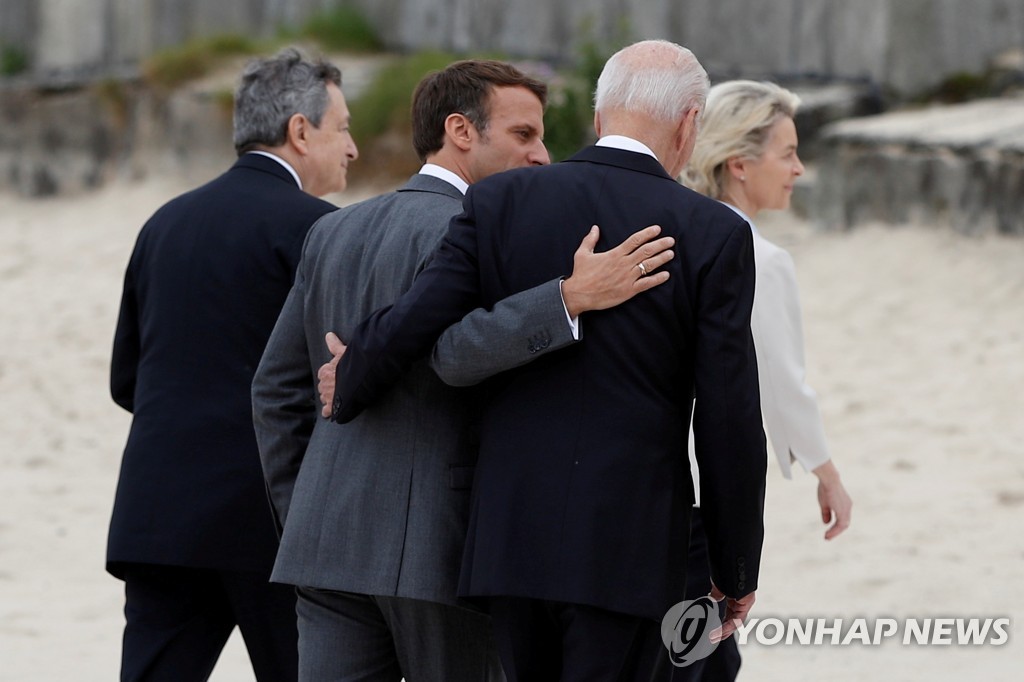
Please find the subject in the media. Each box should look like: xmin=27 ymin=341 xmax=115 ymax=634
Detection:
xmin=334 ymin=146 xmax=767 ymax=620
xmin=107 ymin=153 xmax=336 ymax=577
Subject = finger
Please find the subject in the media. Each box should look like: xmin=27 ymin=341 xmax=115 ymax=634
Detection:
xmin=616 ymin=224 xmax=662 ymax=255
xmin=325 ymin=331 xmax=346 ymax=356
xmin=821 ymin=503 xmax=833 ymax=525
xmin=317 ymin=362 xmax=334 ymax=381
xmin=711 ymin=618 xmax=743 ymax=642
xmin=575 ymin=225 xmax=600 ymax=255
xmin=632 ymin=271 xmax=670 ymax=292
xmin=634 ymin=235 xmax=676 ymax=260
xmin=709 ymin=583 xmax=725 ymax=602
xmin=637 ymin=248 xmax=674 ymax=274
xmin=824 ymin=511 xmax=850 ymax=540
xmin=321 ymin=402 xmax=332 ymax=419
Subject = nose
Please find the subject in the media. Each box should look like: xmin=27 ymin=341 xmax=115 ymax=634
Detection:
xmin=531 ymin=141 xmax=551 ymax=166
xmin=794 ymin=153 xmax=804 ymax=176
xmin=348 ymin=138 xmax=359 ymax=161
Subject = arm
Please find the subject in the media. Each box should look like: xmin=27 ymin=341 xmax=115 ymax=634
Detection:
xmin=429 ymin=279 xmax=574 ymax=387
xmin=251 ymin=270 xmax=317 ymax=533
xmin=751 ymin=245 xmax=851 ymax=539
xmin=110 ymin=260 xmax=140 ymax=412
xmin=691 ymin=223 xmax=767 ymax=604
xmin=430 ymin=224 xmax=676 ymax=387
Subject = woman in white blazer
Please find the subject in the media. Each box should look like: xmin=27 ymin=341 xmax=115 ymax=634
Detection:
xmin=675 ymin=80 xmax=853 ymax=680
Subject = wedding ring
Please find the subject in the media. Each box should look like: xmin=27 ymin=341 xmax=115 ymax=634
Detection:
xmin=637 ymin=262 xmax=648 ymax=277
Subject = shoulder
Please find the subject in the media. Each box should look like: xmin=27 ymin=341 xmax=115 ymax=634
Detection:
xmin=752 ymin=232 xmax=796 ymax=275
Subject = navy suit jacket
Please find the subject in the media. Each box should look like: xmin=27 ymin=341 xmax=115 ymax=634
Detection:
xmin=333 ymin=146 xmax=767 ymax=620
xmin=107 ymin=153 xmax=336 ymax=576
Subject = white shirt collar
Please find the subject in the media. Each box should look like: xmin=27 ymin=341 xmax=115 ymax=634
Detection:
xmin=596 ymin=135 xmax=659 ymax=162
xmin=247 ymin=151 xmax=302 ymax=190
xmin=419 ymin=163 xmax=469 ymax=195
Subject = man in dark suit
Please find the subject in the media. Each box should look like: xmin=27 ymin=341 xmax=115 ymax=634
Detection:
xmin=328 ymin=40 xmax=767 ymax=680
xmin=107 ymin=48 xmax=357 ymax=681
xmin=252 ymin=59 xmax=673 ymax=682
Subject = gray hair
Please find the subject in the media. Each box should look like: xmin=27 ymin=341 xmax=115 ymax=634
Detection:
xmin=232 ymin=47 xmax=342 ymax=155
xmin=594 ymin=40 xmax=709 ymax=123
xmin=680 ymin=80 xmax=801 ymax=199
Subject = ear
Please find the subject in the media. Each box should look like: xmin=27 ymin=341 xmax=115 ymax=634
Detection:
xmin=677 ymin=107 xmax=699 ymax=146
xmin=725 ymin=156 xmax=748 ymax=181
xmin=285 ymin=113 xmax=311 ymax=155
xmin=445 ymin=113 xmax=475 ymax=152
xmin=593 ymin=111 xmax=603 ymax=137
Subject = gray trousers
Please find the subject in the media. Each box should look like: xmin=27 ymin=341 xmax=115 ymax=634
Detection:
xmin=296 ymin=587 xmax=505 ymax=682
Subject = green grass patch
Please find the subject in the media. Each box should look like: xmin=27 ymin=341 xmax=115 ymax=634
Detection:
xmin=283 ymin=3 xmax=383 ymax=53
xmin=350 ymin=51 xmax=457 ymax=143
xmin=1 ymin=44 xmax=29 ymax=76
xmin=142 ymin=34 xmax=261 ymax=89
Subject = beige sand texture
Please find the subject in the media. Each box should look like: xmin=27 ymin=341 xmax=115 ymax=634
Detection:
xmin=0 ymin=177 xmax=1022 ymax=680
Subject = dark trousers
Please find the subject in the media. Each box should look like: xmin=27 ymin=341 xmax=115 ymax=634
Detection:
xmin=665 ymin=507 xmax=742 ymax=682
xmin=296 ymin=587 xmax=505 ymax=682
xmin=119 ymin=563 xmax=298 ymax=682
xmin=487 ymin=597 xmax=668 ymax=682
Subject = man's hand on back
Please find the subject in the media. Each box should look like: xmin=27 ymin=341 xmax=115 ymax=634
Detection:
xmin=562 ymin=224 xmax=674 ymax=318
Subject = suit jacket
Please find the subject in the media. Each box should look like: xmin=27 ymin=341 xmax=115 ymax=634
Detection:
xmin=107 ymin=153 xmax=335 ymax=577
xmin=252 ymin=173 xmax=574 ymax=607
xmin=333 ymin=146 xmax=768 ymax=621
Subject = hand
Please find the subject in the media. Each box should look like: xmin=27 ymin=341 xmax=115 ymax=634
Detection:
xmin=708 ymin=583 xmax=756 ymax=643
xmin=813 ymin=460 xmax=852 ymax=540
xmin=316 ymin=332 xmax=347 ymax=418
xmin=561 ymin=224 xmax=675 ymax=318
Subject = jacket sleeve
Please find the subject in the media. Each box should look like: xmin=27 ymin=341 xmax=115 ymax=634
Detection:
xmin=429 ymin=278 xmax=579 ymax=387
xmin=691 ymin=222 xmax=768 ymax=599
xmin=750 ymin=242 xmax=830 ymax=477
xmin=251 ymin=258 xmax=317 ymax=533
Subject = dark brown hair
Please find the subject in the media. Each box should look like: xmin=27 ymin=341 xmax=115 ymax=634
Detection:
xmin=411 ymin=60 xmax=548 ymax=161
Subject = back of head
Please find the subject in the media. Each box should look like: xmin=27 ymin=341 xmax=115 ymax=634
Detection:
xmin=233 ymin=47 xmax=342 ymax=155
xmin=594 ymin=39 xmax=709 ymax=124
xmin=411 ymin=59 xmax=548 ymax=161
xmin=680 ymin=80 xmax=801 ymax=200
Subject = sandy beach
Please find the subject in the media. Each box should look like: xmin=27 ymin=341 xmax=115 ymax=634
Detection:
xmin=1 ymin=173 xmax=1022 ymax=680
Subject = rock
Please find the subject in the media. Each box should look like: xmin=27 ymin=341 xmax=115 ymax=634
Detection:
xmin=812 ymin=97 xmax=1024 ymax=235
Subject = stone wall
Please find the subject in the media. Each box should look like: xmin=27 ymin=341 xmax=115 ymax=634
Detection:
xmin=2 ymin=0 xmax=1023 ymax=95
xmin=813 ymin=98 xmax=1024 ymax=235
xmin=0 ymin=76 xmax=237 ymax=197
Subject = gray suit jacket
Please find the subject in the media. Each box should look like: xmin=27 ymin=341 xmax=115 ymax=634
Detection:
xmin=252 ymin=173 xmax=574 ymax=607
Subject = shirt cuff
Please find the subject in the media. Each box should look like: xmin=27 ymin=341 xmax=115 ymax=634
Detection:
xmin=558 ymin=279 xmax=580 ymax=340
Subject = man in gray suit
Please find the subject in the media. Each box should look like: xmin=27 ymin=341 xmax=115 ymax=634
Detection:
xmin=252 ymin=59 xmax=672 ymax=681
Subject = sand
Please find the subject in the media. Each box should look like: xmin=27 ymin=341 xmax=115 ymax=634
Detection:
xmin=1 ymin=175 xmax=1021 ymax=680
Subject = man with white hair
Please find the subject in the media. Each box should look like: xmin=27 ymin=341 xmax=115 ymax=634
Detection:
xmin=328 ymin=40 xmax=767 ymax=680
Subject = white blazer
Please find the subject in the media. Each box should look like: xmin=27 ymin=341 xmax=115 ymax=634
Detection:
xmin=691 ymin=206 xmax=829 ymax=504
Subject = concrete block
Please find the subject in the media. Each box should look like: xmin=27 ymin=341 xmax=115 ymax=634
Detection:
xmin=813 ymin=98 xmax=1024 ymax=234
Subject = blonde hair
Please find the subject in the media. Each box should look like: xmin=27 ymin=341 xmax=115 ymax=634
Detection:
xmin=680 ymin=80 xmax=800 ymax=199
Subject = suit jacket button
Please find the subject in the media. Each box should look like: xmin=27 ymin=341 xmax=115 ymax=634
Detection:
xmin=737 ymin=581 xmax=746 ymax=591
